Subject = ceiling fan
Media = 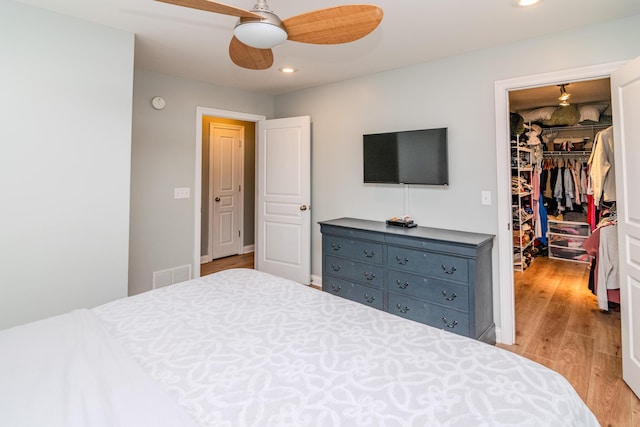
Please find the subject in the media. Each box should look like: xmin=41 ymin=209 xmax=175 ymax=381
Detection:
xmin=155 ymin=0 xmax=384 ymax=70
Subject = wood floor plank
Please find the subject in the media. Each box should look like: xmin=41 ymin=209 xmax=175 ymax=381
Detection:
xmin=523 ymin=300 xmax=570 ymax=360
xmin=566 ymin=292 xmax=599 ymax=337
xmin=201 ymin=253 xmax=254 ymax=276
xmin=588 ymin=352 xmax=630 ymax=427
xmin=554 ymin=331 xmax=595 ymax=400
xmin=595 ymin=310 xmax=623 ymax=357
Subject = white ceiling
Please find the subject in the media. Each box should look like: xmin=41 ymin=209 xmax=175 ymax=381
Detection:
xmin=16 ymin=0 xmax=640 ymax=95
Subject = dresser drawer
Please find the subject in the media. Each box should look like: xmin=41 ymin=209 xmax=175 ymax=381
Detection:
xmin=323 ymin=235 xmax=383 ymax=264
xmin=388 ymin=293 xmax=470 ymax=337
xmin=324 ymin=255 xmax=384 ymax=288
xmin=323 ymin=276 xmax=384 ymax=310
xmin=388 ymin=270 xmax=469 ymax=312
xmin=387 ymin=246 xmax=469 ymax=283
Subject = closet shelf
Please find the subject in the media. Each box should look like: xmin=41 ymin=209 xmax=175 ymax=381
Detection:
xmin=541 ymin=123 xmax=611 ymax=134
xmin=512 ymin=144 xmax=536 ymax=272
xmin=543 ymin=150 xmax=591 ymax=156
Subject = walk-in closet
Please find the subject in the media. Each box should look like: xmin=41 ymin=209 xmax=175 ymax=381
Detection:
xmin=505 ymin=79 xmax=625 ymax=413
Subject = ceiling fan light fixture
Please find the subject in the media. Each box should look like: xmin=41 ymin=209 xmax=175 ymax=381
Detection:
xmin=234 ymin=12 xmax=287 ymax=49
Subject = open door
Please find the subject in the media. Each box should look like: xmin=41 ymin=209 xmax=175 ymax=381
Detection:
xmin=612 ymin=56 xmax=640 ymax=398
xmin=256 ymin=116 xmax=311 ymax=284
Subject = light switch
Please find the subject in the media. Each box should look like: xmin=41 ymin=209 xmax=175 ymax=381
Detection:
xmin=174 ymin=187 xmax=190 ymax=199
xmin=481 ymin=191 xmax=491 ymax=205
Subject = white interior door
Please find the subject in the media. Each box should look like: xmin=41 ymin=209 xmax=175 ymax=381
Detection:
xmin=612 ymin=55 xmax=640 ymax=398
xmin=256 ymin=116 xmax=311 ymax=284
xmin=210 ymin=123 xmax=243 ymax=259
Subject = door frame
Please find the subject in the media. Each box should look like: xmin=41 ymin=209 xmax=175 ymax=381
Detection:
xmin=208 ymin=122 xmax=244 ymax=261
xmin=194 ymin=107 xmax=266 ymax=278
xmin=494 ymin=60 xmax=628 ymax=344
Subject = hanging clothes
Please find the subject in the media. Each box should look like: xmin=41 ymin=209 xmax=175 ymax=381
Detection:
xmin=588 ymin=126 xmax=616 ymax=207
xmin=582 ymin=210 xmax=619 ymax=311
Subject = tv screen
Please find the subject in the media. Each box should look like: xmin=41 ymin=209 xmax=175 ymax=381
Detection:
xmin=363 ymin=128 xmax=448 ymax=185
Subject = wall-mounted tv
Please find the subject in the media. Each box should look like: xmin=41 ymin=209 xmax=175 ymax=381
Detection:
xmin=363 ymin=127 xmax=449 ymax=185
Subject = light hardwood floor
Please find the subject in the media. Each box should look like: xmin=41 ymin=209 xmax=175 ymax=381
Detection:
xmin=203 ymin=253 xmax=640 ymax=425
xmin=497 ymin=256 xmax=640 ymax=427
xmin=200 ymin=253 xmax=255 ymax=277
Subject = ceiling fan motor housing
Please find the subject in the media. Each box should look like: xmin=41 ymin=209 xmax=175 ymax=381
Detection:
xmin=234 ymin=3 xmax=288 ymax=49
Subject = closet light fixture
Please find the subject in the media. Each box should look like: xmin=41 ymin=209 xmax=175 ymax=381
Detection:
xmin=558 ymin=84 xmax=571 ymax=106
xmin=512 ymin=0 xmax=542 ymax=7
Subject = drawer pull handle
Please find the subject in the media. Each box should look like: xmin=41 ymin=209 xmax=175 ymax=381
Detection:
xmin=331 ymin=243 xmax=342 ymax=251
xmin=396 ymin=304 xmax=409 ymax=314
xmin=441 ymin=264 xmax=457 ymax=275
xmin=441 ymin=291 xmax=457 ymax=301
xmin=363 ymin=250 xmax=375 ymax=258
xmin=442 ymin=317 xmax=458 ymax=329
xmin=330 ymin=284 xmax=341 ymax=292
xmin=363 ymin=272 xmax=376 ymax=281
xmin=364 ymin=294 xmax=376 ymax=303
xmin=331 ymin=264 xmax=341 ymax=272
xmin=396 ymin=280 xmax=409 ymax=290
xmin=396 ymin=256 xmax=409 ymax=265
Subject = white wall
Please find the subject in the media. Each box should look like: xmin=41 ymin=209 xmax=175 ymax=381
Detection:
xmin=0 ymin=1 xmax=134 ymax=329
xmin=274 ymin=14 xmax=640 ymax=331
xmin=129 ymin=69 xmax=274 ymax=295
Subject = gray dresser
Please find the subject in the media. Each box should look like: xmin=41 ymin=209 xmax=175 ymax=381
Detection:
xmin=320 ymin=218 xmax=495 ymax=344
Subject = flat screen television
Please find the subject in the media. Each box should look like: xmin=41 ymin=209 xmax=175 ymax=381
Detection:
xmin=363 ymin=127 xmax=449 ymax=185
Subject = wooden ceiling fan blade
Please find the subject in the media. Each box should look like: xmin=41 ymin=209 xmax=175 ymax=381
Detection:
xmin=154 ymin=0 xmax=261 ymax=19
xmin=283 ymin=5 xmax=383 ymax=45
xmin=229 ymin=36 xmax=274 ymax=70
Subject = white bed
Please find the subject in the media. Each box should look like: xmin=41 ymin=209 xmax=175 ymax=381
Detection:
xmin=1 ymin=269 xmax=598 ymax=426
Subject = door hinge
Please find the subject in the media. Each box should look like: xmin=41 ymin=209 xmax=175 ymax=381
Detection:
xmin=507 ymin=223 xmax=511 ymax=231
xmin=238 ymin=230 xmax=241 ymax=237
xmin=239 ymin=185 xmax=241 ymax=192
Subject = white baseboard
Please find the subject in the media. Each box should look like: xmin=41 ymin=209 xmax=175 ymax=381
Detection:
xmin=310 ymin=273 xmax=322 ymax=287
xmin=243 ymin=245 xmax=255 ymax=254
xmin=495 ymin=326 xmax=503 ymax=344
xmin=200 ymin=255 xmax=212 ymax=264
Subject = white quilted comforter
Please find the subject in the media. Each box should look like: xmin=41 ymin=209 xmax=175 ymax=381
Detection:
xmin=90 ymin=268 xmax=598 ymax=427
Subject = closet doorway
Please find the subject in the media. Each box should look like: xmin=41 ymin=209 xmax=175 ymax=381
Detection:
xmin=494 ymin=61 xmax=626 ymax=345
xmin=506 ymin=77 xmax=621 ymax=373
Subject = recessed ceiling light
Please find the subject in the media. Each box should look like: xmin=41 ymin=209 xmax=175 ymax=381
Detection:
xmin=279 ymin=67 xmax=297 ymax=74
xmin=512 ymin=0 xmax=542 ymax=7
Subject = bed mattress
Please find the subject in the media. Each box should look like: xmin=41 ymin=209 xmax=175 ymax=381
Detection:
xmin=89 ymin=268 xmax=598 ymax=427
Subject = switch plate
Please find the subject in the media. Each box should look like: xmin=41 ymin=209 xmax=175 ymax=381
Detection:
xmin=174 ymin=187 xmax=190 ymax=199
xmin=481 ymin=191 xmax=491 ymax=205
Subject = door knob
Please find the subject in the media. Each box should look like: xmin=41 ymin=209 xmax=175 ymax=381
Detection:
xmin=299 ymin=205 xmax=308 ymax=211
xmin=215 ymin=197 xmax=221 ymax=202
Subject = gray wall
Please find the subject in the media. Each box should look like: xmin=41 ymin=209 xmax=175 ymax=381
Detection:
xmin=129 ymin=69 xmax=273 ymax=295
xmin=0 ymin=1 xmax=134 ymax=329
xmin=273 ymin=14 xmax=640 ymax=331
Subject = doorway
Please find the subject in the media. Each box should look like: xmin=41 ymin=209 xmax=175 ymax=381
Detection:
xmin=200 ymin=117 xmax=256 ymax=264
xmin=505 ymin=76 xmax=621 ymax=360
xmin=494 ymin=61 xmax=627 ymax=345
xmin=193 ymin=108 xmax=266 ymax=277
xmin=193 ymin=109 xmax=312 ymax=286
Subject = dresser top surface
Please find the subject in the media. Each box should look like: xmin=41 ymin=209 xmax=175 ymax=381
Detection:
xmin=319 ymin=218 xmax=494 ymax=247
